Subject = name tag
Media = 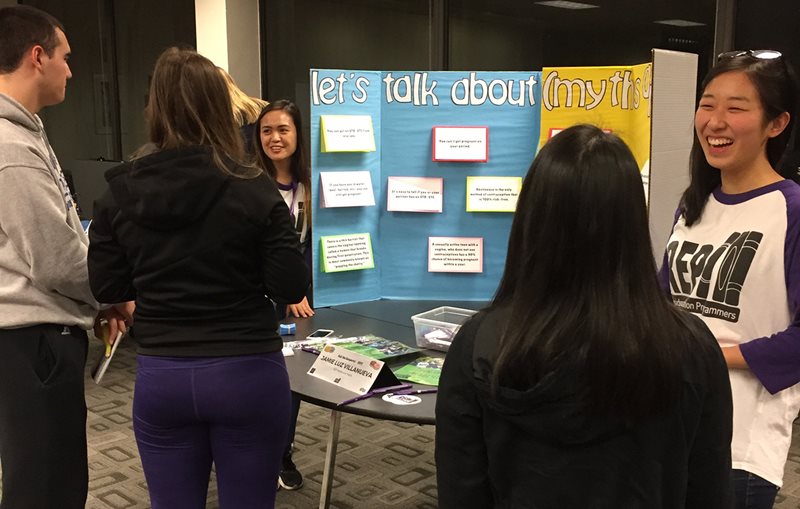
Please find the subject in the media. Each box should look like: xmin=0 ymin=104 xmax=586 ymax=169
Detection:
xmin=307 ymin=343 xmax=384 ymax=394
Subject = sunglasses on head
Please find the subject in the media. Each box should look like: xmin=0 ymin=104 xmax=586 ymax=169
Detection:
xmin=717 ymin=49 xmax=783 ymax=62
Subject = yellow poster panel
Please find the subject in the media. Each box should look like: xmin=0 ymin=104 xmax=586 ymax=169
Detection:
xmin=539 ymin=63 xmax=652 ymax=171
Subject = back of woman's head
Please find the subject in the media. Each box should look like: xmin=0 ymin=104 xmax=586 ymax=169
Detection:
xmin=499 ymin=124 xmax=655 ymax=300
xmin=492 ymin=124 xmax=683 ymax=417
xmin=143 ymin=47 xmax=251 ymax=176
xmin=683 ymin=52 xmax=800 ymax=225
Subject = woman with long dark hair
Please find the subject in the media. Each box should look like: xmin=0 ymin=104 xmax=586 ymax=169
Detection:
xmin=87 ymin=47 xmax=308 ymax=508
xmin=254 ymin=100 xmax=312 ymax=318
xmin=436 ymin=124 xmax=732 ymax=508
xmin=660 ymin=51 xmax=800 ymax=508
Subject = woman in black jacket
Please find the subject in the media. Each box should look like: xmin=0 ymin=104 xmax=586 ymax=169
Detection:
xmin=87 ymin=47 xmax=308 ymax=509
xmin=435 ymin=124 xmax=733 ymax=508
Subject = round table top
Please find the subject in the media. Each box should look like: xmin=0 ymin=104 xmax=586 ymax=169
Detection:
xmin=280 ymin=301 xmax=483 ymax=425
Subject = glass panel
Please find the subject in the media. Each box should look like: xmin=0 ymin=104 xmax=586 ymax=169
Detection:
xmin=735 ymin=0 xmax=800 ymax=73
xmin=22 ymin=0 xmax=195 ymax=161
xmin=449 ymin=0 xmax=716 ymax=71
xmin=264 ymin=0 xmax=431 ymax=116
xmin=23 ymin=0 xmax=114 ymax=161
xmin=112 ymin=0 xmax=196 ymax=158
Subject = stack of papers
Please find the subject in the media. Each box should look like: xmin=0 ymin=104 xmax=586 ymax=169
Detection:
xmin=334 ymin=335 xmax=420 ymax=360
xmin=393 ymin=356 xmax=444 ymax=386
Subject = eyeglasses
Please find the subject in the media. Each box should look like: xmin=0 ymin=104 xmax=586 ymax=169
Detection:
xmin=717 ymin=49 xmax=783 ymax=62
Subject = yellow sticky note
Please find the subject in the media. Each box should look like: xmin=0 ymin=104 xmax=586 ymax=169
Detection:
xmin=465 ymin=176 xmax=522 ymax=212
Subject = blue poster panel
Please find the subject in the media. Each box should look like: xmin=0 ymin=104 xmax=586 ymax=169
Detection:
xmin=311 ymin=69 xmax=541 ymax=307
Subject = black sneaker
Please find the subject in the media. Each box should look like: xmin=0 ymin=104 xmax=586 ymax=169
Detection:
xmin=278 ymin=453 xmax=303 ymax=490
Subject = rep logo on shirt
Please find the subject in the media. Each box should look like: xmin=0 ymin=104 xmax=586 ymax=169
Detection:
xmin=666 ymin=230 xmax=763 ymax=323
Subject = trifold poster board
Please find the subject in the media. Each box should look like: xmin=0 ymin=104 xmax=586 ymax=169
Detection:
xmin=311 ymin=70 xmax=541 ymax=307
xmin=310 ymin=54 xmax=697 ymax=308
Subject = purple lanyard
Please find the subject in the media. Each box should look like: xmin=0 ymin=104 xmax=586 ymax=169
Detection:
xmin=278 ymin=180 xmax=298 ymax=223
xmin=288 ymin=183 xmax=298 ymax=223
xmin=338 ymin=383 xmax=413 ymax=406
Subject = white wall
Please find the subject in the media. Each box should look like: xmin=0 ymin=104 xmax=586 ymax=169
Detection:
xmin=225 ymin=0 xmax=261 ymax=98
xmin=195 ymin=0 xmax=229 ymax=69
xmin=195 ymin=0 xmax=261 ymax=98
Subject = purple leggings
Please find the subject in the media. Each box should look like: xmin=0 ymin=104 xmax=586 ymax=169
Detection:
xmin=133 ymin=352 xmax=291 ymax=509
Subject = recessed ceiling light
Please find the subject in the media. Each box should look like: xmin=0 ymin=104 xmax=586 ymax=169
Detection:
xmin=653 ymin=19 xmax=706 ymax=27
xmin=534 ymin=1 xmax=599 ymax=10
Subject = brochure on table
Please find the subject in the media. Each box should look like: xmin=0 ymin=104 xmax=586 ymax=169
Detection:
xmin=310 ymin=64 xmax=657 ymax=307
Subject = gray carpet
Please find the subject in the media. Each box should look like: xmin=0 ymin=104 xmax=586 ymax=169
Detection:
xmin=5 ymin=338 xmax=800 ymax=507
xmin=84 ymin=339 xmax=438 ymax=509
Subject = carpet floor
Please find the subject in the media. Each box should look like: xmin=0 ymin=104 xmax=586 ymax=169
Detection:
xmin=4 ymin=338 xmax=800 ymax=508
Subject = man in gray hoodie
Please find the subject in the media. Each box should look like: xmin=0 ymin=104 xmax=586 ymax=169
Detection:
xmin=0 ymin=6 xmax=131 ymax=508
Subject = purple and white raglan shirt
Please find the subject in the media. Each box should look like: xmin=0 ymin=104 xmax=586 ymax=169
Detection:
xmin=660 ymin=179 xmax=800 ymax=487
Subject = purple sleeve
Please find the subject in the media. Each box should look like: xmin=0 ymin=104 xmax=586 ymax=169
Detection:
xmin=740 ymin=186 xmax=800 ymax=394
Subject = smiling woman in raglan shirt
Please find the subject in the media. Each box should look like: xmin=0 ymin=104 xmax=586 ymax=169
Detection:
xmin=659 ymin=50 xmax=800 ymax=508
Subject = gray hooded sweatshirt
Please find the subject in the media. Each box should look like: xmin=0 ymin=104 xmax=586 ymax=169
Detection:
xmin=0 ymin=93 xmax=98 ymax=329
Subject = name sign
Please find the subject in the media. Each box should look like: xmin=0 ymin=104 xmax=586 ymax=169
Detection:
xmin=307 ymin=343 xmax=385 ymax=394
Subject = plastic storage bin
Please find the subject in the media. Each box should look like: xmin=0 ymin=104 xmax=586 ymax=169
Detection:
xmin=411 ymin=306 xmax=477 ymax=352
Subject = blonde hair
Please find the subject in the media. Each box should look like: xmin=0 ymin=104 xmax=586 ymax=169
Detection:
xmin=218 ymin=67 xmax=269 ymax=126
xmin=140 ymin=47 xmax=259 ymax=178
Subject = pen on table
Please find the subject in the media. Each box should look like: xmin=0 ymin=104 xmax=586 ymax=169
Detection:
xmin=300 ymin=346 xmax=320 ymax=355
xmin=396 ymin=388 xmax=438 ymax=396
xmin=338 ymin=383 xmax=412 ymax=406
xmin=338 ymin=394 xmax=370 ymax=407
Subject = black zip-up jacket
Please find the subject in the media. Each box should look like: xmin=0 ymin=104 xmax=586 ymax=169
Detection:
xmin=88 ymin=146 xmax=309 ymax=356
xmin=435 ymin=307 xmax=733 ymax=508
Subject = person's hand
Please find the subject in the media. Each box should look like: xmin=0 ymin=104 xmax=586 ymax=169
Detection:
xmin=286 ymin=297 xmax=314 ymax=318
xmin=113 ymin=301 xmax=135 ymax=324
xmin=93 ymin=301 xmax=135 ymax=344
xmin=93 ymin=312 xmax=120 ymax=344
